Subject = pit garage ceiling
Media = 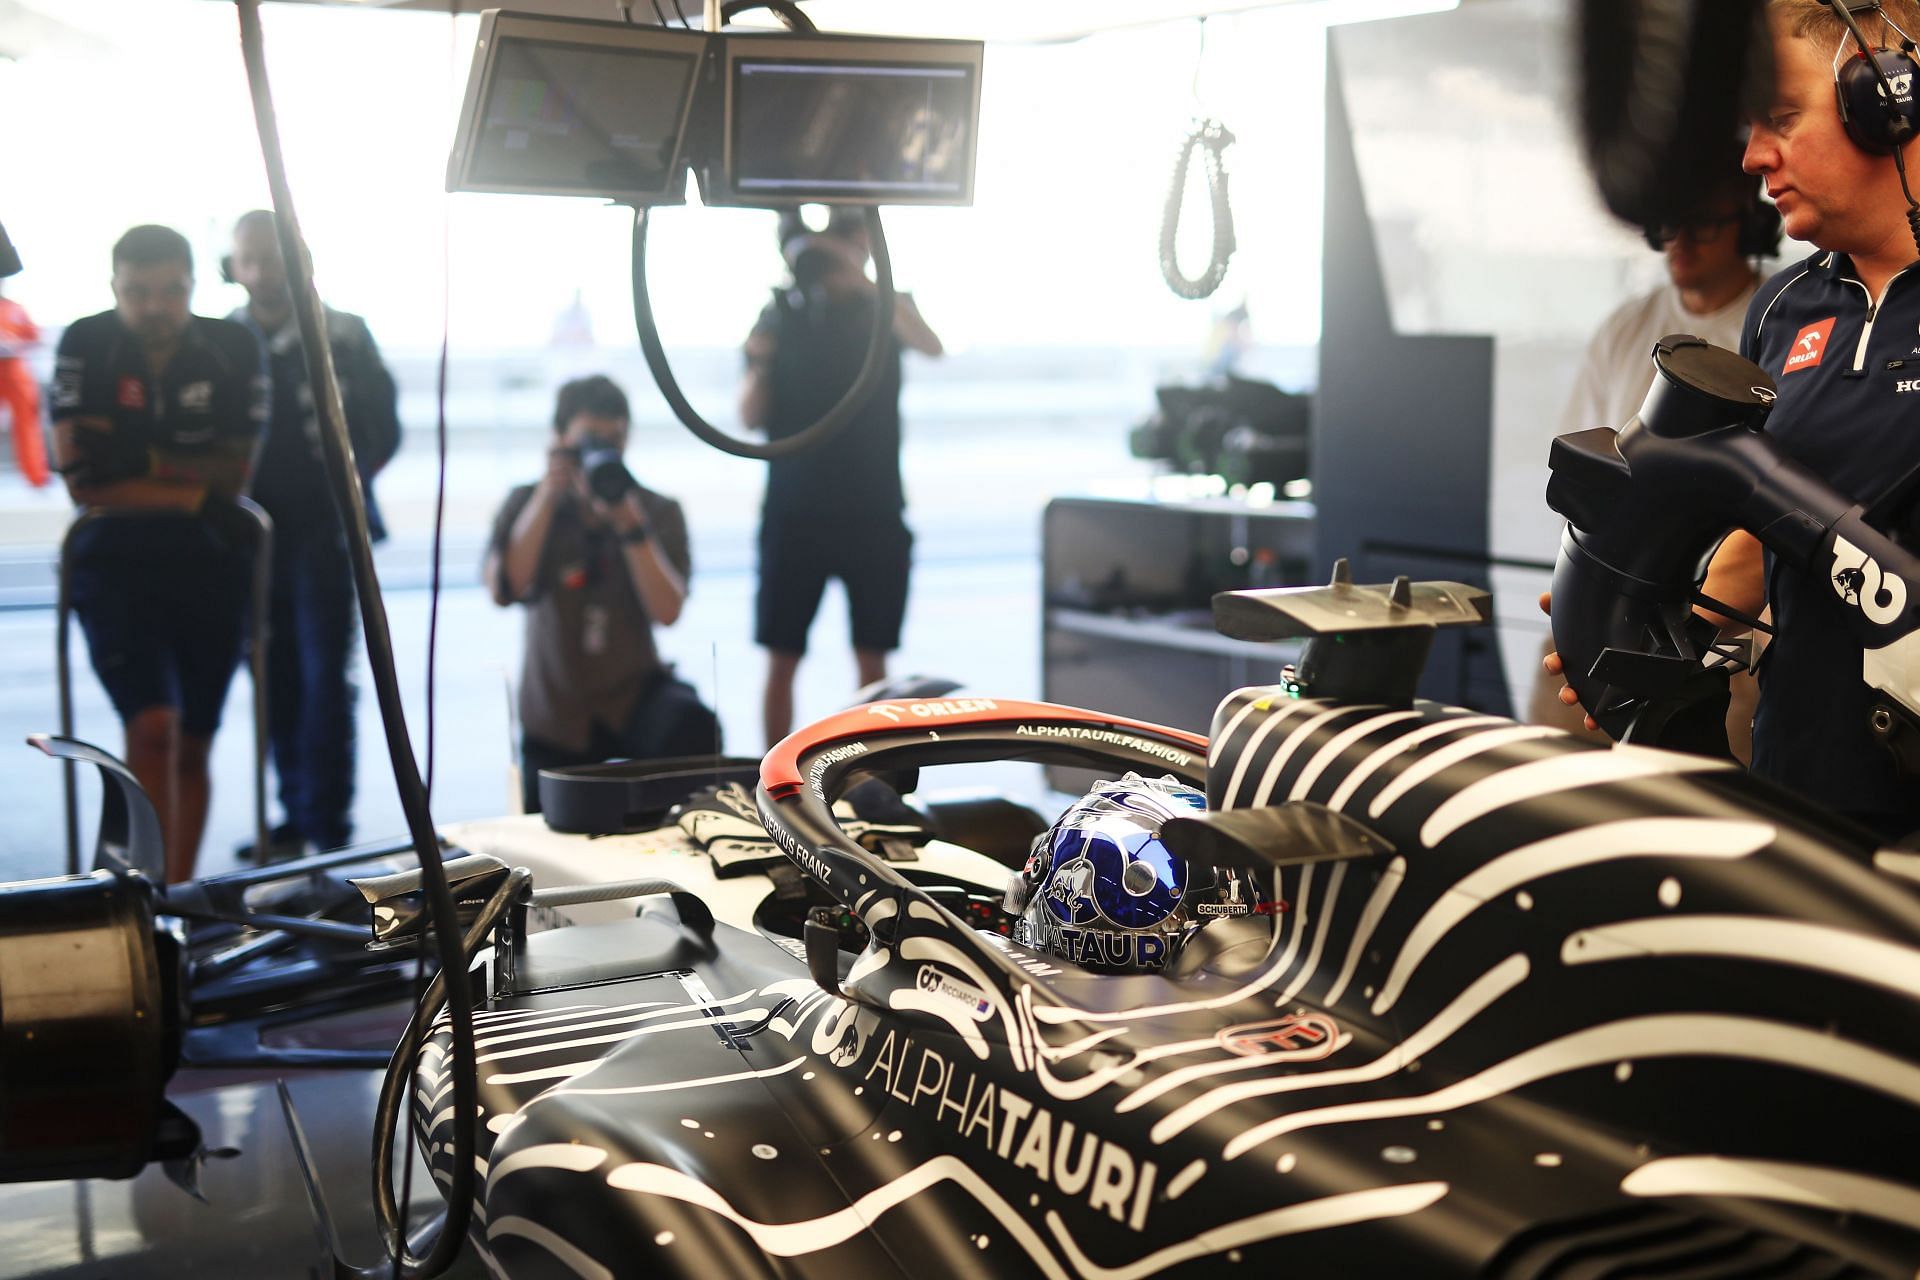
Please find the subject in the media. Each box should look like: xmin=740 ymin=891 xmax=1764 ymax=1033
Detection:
xmin=202 ymin=0 xmax=1465 ymax=42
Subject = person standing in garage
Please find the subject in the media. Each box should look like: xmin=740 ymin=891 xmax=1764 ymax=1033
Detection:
xmin=740 ymin=209 xmax=944 ymax=748
xmin=52 ymin=225 xmax=266 ymax=882
xmin=1552 ymin=0 xmax=1920 ymax=841
xmin=1534 ymin=159 xmax=1780 ymax=756
xmin=0 ymin=279 xmax=49 ymax=488
xmin=227 ymin=210 xmax=402 ymax=858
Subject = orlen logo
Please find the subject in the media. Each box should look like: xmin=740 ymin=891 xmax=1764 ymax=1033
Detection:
xmin=1784 ymin=318 xmax=1836 ymax=374
xmin=1830 ymin=533 xmax=1909 ymax=626
xmin=866 ymin=698 xmax=999 ymax=724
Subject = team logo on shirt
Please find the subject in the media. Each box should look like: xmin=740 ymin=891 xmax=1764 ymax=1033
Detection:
xmin=1830 ymin=533 xmax=1908 ymax=626
xmin=178 ymin=380 xmax=212 ymax=412
xmin=116 ymin=376 xmax=147 ymax=410
xmin=1783 ymin=317 xmax=1837 ymax=373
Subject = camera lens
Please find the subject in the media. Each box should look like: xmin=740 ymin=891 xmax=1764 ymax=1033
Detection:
xmin=579 ymin=447 xmax=638 ymax=504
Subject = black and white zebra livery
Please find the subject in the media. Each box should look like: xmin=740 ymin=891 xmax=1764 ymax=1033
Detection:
xmin=1191 ymin=687 xmax=1920 ymax=1272
xmin=410 ymin=686 xmax=1920 ymax=1279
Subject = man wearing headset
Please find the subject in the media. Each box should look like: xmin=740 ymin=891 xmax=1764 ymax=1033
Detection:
xmin=1534 ymin=160 xmax=1780 ymax=756
xmin=226 ymin=210 xmax=401 ymax=858
xmin=1551 ymin=0 xmax=1920 ymax=840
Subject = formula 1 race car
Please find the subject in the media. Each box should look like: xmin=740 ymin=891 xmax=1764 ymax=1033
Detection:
xmin=385 ymin=570 xmax=1920 ymax=1280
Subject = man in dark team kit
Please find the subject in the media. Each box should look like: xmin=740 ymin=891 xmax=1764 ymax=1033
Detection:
xmin=227 ymin=210 xmax=401 ymax=857
xmin=52 ymin=225 xmax=266 ymax=881
xmin=740 ymin=209 xmax=943 ymax=747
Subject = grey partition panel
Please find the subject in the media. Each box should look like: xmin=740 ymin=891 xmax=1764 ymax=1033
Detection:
xmin=1310 ymin=48 xmax=1509 ymax=716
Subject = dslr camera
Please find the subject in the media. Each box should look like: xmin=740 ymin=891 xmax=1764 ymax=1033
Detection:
xmin=568 ymin=442 xmax=639 ymax=505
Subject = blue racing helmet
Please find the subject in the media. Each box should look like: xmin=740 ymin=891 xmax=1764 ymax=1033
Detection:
xmin=1007 ymin=773 xmax=1216 ymax=973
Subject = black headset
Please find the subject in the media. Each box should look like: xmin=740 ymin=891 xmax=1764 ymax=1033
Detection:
xmin=1640 ymin=179 xmax=1783 ymax=258
xmin=1828 ymin=0 xmax=1920 ymax=153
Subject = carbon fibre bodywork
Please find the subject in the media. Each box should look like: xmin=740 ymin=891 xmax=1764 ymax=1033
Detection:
xmin=418 ymin=694 xmax=1920 ymax=1278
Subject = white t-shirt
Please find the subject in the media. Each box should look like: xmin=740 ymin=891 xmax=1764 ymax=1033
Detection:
xmin=1557 ymin=281 xmax=1759 ymax=436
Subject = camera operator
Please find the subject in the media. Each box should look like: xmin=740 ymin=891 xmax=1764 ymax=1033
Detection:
xmin=740 ymin=209 xmax=944 ymax=747
xmin=485 ymin=375 xmax=713 ymax=813
xmin=1550 ymin=0 xmax=1920 ymax=841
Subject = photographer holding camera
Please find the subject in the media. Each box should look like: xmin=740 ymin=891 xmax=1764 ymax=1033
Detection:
xmin=486 ymin=374 xmax=712 ymax=813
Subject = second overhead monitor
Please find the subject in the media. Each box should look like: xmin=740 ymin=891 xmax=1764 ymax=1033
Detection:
xmin=718 ymin=34 xmax=983 ymax=206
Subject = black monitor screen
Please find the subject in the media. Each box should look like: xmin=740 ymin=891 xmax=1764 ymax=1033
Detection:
xmin=468 ymin=39 xmax=698 ymax=195
xmin=731 ymin=58 xmax=976 ymax=202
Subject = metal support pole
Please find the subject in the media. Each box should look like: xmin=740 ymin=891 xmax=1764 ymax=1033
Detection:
xmin=241 ymin=497 xmax=273 ymax=864
xmin=54 ymin=511 xmax=95 ymax=877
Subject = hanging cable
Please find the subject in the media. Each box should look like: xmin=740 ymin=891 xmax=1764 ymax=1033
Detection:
xmin=235 ymin=3 xmax=476 ymax=1275
xmin=1159 ymin=118 xmax=1237 ymax=301
xmin=631 ymin=204 xmax=895 ymax=459
xmin=1159 ymin=24 xmax=1236 ymax=300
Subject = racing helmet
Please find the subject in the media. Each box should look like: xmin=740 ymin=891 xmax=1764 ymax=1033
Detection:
xmin=1007 ymin=773 xmax=1223 ymax=973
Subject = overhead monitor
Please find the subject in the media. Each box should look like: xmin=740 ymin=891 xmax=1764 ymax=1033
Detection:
xmin=448 ymin=11 xmax=710 ymax=204
xmin=716 ymin=33 xmax=983 ymax=206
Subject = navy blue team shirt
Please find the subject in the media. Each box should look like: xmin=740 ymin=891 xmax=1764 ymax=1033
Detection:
xmin=52 ymin=309 xmax=265 ymax=486
xmin=1742 ymin=249 xmax=1920 ymax=838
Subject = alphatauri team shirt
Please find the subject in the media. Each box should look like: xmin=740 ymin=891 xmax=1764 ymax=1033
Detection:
xmin=1742 ymin=250 xmax=1920 ymax=835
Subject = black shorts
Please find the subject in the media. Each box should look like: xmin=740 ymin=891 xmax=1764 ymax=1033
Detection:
xmin=756 ymin=514 xmax=911 ymax=656
xmin=67 ymin=518 xmax=251 ymax=736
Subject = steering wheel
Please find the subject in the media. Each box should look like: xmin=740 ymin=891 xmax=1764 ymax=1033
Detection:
xmin=755 ymin=697 xmax=1207 ymax=925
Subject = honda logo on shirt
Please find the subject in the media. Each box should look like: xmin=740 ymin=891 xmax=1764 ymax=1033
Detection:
xmin=116 ymin=376 xmax=147 ymax=410
xmin=1784 ymin=318 xmax=1837 ymax=373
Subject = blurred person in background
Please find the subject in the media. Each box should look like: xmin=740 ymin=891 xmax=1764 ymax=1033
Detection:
xmin=0 ymin=278 xmax=49 ymax=488
xmin=485 ymin=375 xmax=715 ymax=813
xmin=51 ymin=225 xmax=266 ymax=882
xmin=1533 ymin=160 xmax=1780 ymax=759
xmin=740 ymin=208 xmax=944 ymax=747
xmin=226 ymin=209 xmax=401 ymax=858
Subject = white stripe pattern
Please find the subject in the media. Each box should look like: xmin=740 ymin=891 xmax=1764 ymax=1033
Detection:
xmin=1372 ymin=819 xmax=1773 ymax=1016
xmin=1247 ymin=707 xmax=1379 ymax=808
xmin=1274 ymin=861 xmax=1347 ymax=1006
xmin=1220 ymin=701 xmax=1318 ymax=813
xmin=1326 ymin=716 xmax=1507 ymax=812
xmin=1288 ymin=711 xmax=1424 ymax=802
xmin=1322 ymin=857 xmax=1406 ymax=1009
xmin=1209 ymin=690 xmax=1280 ymax=767
xmin=1621 ymin=1157 xmax=1920 ymax=1230
xmin=1367 ymin=726 xmax=1561 ymax=820
xmin=1561 ymin=914 xmax=1920 ymax=1001
xmin=1419 ymin=744 xmax=1733 ymax=847
xmin=1221 ymin=1014 xmax=1920 ymax=1161
xmin=1139 ymin=954 xmax=1531 ymax=1140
